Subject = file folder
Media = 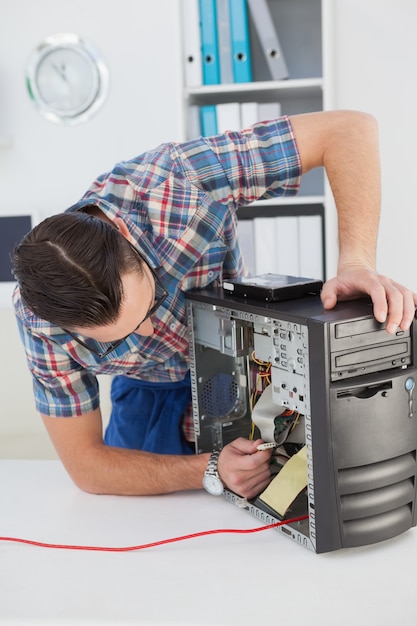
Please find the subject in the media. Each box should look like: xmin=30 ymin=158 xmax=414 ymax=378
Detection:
xmin=181 ymin=0 xmax=203 ymax=87
xmin=200 ymin=105 xmax=218 ymax=136
xmin=199 ymin=0 xmax=221 ymax=84
xmin=258 ymin=101 xmax=282 ymax=122
xmin=187 ymin=105 xmax=202 ymax=139
xmin=216 ymin=0 xmax=234 ymax=84
xmin=216 ymin=102 xmax=241 ymax=132
xmin=247 ymin=0 xmax=289 ymax=80
xmin=229 ymin=0 xmax=252 ymax=83
xmin=237 ymin=219 xmax=255 ymax=276
xmin=240 ymin=101 xmax=258 ymax=128
xmin=275 ymin=216 xmax=299 ymax=276
xmin=254 ymin=216 xmax=276 ymax=274
xmin=298 ymin=215 xmax=323 ymax=280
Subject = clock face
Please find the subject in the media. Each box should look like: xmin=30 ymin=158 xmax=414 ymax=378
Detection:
xmin=26 ymin=33 xmax=109 ymax=125
xmin=203 ymin=474 xmax=224 ymax=496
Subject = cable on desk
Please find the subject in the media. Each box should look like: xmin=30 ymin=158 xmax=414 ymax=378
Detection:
xmin=0 ymin=514 xmax=308 ymax=552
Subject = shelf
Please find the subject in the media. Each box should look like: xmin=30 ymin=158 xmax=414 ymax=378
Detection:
xmin=238 ymin=198 xmax=325 ymax=221
xmin=249 ymin=195 xmax=325 ymax=208
xmin=185 ymin=78 xmax=324 ymax=114
xmin=186 ymin=77 xmax=323 ymax=100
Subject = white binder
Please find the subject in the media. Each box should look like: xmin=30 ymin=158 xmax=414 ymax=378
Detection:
xmin=216 ymin=102 xmax=242 ymax=132
xmin=240 ymin=101 xmax=259 ymax=128
xmin=275 ymin=216 xmax=299 ymax=276
xmin=181 ymin=0 xmax=203 ymax=87
xmin=187 ymin=105 xmax=202 ymax=139
xmin=298 ymin=214 xmax=323 ymax=280
xmin=254 ymin=217 xmax=276 ymax=275
xmin=258 ymin=102 xmax=282 ymax=122
xmin=237 ymin=219 xmax=256 ymax=276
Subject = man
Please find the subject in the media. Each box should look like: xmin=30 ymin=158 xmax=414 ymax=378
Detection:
xmin=12 ymin=111 xmax=417 ymax=499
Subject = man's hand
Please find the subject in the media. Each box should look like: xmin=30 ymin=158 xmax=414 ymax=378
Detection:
xmin=321 ymin=266 xmax=417 ymax=334
xmin=291 ymin=112 xmax=417 ymax=335
xmin=218 ymin=438 xmax=273 ymax=499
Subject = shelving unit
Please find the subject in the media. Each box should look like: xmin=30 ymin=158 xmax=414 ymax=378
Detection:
xmin=181 ymin=0 xmax=328 ymax=280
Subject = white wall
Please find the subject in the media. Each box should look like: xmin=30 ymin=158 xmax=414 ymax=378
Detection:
xmin=0 ymin=0 xmax=184 ymax=214
xmin=1 ymin=0 xmax=416 ymax=458
xmin=0 ymin=0 xmax=183 ymax=458
xmin=328 ymin=0 xmax=417 ymax=290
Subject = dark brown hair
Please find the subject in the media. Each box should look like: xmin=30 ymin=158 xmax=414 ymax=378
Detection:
xmin=12 ymin=209 xmax=143 ymax=328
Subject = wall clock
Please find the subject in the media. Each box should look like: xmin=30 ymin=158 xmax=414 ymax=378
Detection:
xmin=26 ymin=33 xmax=109 ymax=125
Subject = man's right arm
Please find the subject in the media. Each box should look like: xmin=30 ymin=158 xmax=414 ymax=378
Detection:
xmin=41 ymin=408 xmax=272 ymax=498
xmin=42 ymin=407 xmax=208 ymax=495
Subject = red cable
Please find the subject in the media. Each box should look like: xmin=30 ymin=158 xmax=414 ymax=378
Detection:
xmin=0 ymin=514 xmax=308 ymax=552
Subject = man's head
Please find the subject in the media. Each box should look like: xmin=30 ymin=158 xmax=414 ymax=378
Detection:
xmin=12 ymin=208 xmax=145 ymax=330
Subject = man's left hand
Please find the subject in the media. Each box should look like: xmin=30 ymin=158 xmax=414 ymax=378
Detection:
xmin=321 ymin=267 xmax=417 ymax=334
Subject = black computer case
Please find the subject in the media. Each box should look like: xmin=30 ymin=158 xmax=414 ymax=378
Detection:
xmin=186 ymin=287 xmax=417 ymax=553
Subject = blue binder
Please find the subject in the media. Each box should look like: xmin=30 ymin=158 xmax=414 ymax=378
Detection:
xmin=229 ymin=0 xmax=252 ymax=83
xmin=200 ymin=105 xmax=218 ymax=136
xmin=199 ymin=0 xmax=221 ymax=84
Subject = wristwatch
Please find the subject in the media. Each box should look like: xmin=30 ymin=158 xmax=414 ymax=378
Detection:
xmin=202 ymin=451 xmax=224 ymax=496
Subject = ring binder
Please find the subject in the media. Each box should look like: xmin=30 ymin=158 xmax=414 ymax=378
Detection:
xmin=216 ymin=0 xmax=234 ymax=84
xmin=199 ymin=0 xmax=221 ymax=84
xmin=229 ymin=0 xmax=252 ymax=83
xmin=200 ymin=104 xmax=218 ymax=136
xmin=247 ymin=0 xmax=289 ymax=80
xmin=181 ymin=0 xmax=203 ymax=87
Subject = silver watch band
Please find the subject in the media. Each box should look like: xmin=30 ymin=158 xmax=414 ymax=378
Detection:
xmin=206 ymin=450 xmax=221 ymax=475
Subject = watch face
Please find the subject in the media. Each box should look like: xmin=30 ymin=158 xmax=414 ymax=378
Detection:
xmin=26 ymin=33 xmax=109 ymax=125
xmin=203 ymin=473 xmax=224 ymax=496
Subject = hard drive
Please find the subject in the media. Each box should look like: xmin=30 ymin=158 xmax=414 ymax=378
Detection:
xmin=222 ymin=273 xmax=323 ymax=302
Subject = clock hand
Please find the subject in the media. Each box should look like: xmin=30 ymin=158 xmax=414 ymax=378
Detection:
xmin=52 ymin=63 xmax=67 ymax=83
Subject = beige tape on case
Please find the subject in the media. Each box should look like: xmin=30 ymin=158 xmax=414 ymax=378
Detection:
xmin=259 ymin=445 xmax=308 ymax=517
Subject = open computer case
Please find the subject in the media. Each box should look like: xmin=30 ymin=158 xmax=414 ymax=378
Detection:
xmin=186 ymin=286 xmax=417 ymax=553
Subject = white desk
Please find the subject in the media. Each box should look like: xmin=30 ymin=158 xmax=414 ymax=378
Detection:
xmin=0 ymin=460 xmax=416 ymax=626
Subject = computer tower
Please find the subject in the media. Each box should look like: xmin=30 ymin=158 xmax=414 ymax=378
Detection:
xmin=186 ymin=287 xmax=417 ymax=553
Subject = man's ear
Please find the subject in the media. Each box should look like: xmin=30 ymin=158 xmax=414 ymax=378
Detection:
xmin=114 ymin=218 xmax=130 ymax=239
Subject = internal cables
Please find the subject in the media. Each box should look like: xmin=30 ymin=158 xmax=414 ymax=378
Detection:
xmin=250 ymin=351 xmax=272 ymax=408
xmin=249 ymin=351 xmax=272 ymax=440
xmin=0 ymin=514 xmax=308 ymax=552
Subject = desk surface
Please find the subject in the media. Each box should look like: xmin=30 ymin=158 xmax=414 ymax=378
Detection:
xmin=0 ymin=460 xmax=416 ymax=626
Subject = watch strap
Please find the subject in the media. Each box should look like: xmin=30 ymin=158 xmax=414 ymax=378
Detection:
xmin=202 ymin=450 xmax=224 ymax=496
xmin=205 ymin=450 xmax=221 ymax=476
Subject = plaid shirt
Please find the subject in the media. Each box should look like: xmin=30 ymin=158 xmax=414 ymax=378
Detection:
xmin=13 ymin=118 xmax=301 ymax=433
